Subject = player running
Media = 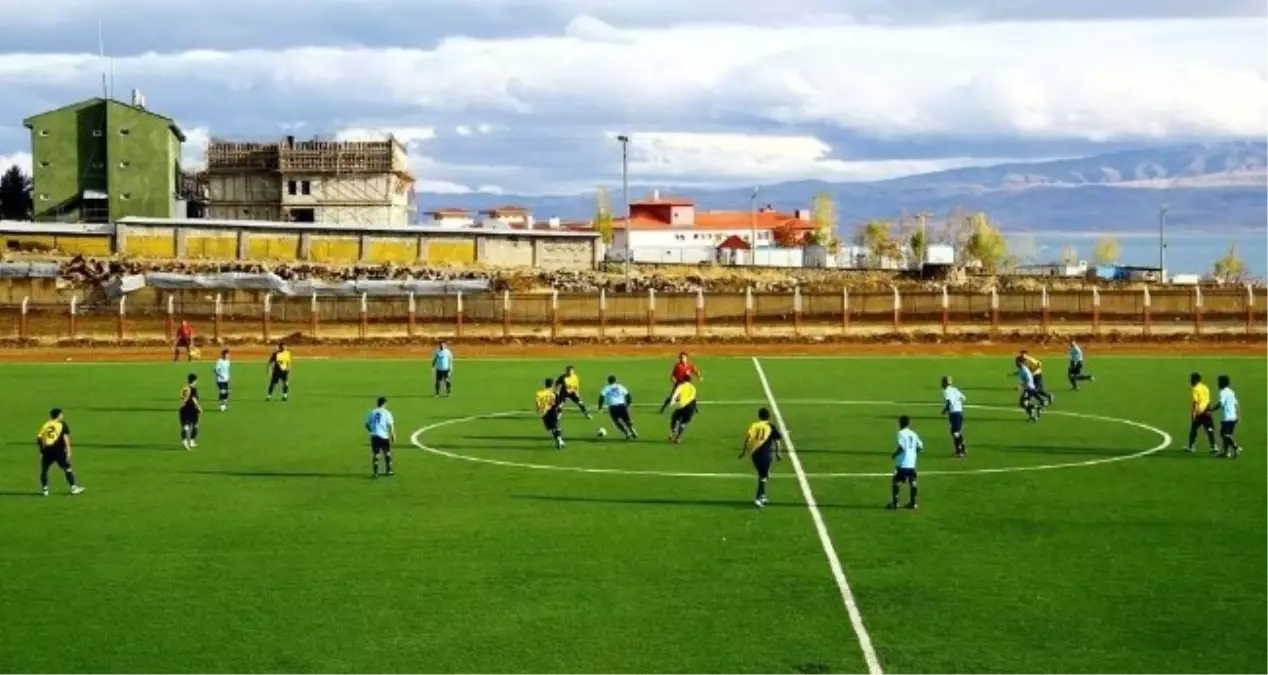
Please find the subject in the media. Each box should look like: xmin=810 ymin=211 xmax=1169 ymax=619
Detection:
xmin=1014 ymin=357 xmax=1043 ymax=422
xmin=1019 ymin=350 xmax=1054 ymax=405
xmin=667 ymin=375 xmax=699 ymax=444
xmin=1186 ymin=372 xmax=1218 ymax=454
xmin=432 ymin=341 xmax=454 ymax=397
xmin=1210 ymin=375 xmax=1241 ymax=459
xmin=739 ymin=407 xmax=782 ymax=508
xmin=661 ymin=352 xmax=701 ymax=414
xmin=597 ymin=375 xmax=638 ymax=439
xmin=1067 ymin=339 xmax=1094 ymax=390
xmin=173 ymin=320 xmax=195 ymax=362
xmin=365 ymin=397 xmax=397 ymax=478
xmin=36 ymin=408 xmax=86 ymax=496
xmin=536 ymin=378 xmax=565 ymax=450
xmin=555 ymin=365 xmax=591 ymax=418
xmin=213 ymin=348 xmax=231 ymax=412
xmin=940 ymin=376 xmax=968 ymax=458
xmin=266 ymin=343 xmax=293 ymax=402
xmin=180 ymin=373 xmax=202 ymax=450
xmin=888 ymin=415 xmax=922 ymax=510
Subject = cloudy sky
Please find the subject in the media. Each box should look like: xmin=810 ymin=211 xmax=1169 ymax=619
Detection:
xmin=0 ymin=0 xmax=1264 ymax=195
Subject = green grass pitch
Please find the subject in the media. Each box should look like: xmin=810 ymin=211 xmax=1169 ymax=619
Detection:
xmin=0 ymin=352 xmax=1264 ymax=674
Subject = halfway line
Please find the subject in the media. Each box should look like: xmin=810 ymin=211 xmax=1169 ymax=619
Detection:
xmin=751 ymin=357 xmax=884 ymax=675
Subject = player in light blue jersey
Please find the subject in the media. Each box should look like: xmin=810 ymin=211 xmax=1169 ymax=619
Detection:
xmin=1067 ymin=339 xmax=1094 ymax=390
xmin=365 ymin=397 xmax=396 ymax=478
xmin=596 ymin=375 xmax=638 ymax=439
xmin=940 ymin=376 xmax=967 ymax=458
xmin=1211 ymin=375 xmax=1241 ymax=459
xmin=213 ymin=349 xmax=231 ymax=412
xmin=432 ymin=341 xmax=454 ymax=397
xmin=889 ymin=415 xmax=923 ymax=510
xmin=1013 ymin=357 xmax=1042 ymax=422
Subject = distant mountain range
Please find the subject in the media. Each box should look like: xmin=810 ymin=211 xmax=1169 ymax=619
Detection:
xmin=417 ymin=141 xmax=1267 ymax=234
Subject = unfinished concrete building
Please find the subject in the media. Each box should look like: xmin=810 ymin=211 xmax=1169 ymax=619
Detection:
xmin=204 ymin=136 xmax=415 ymax=226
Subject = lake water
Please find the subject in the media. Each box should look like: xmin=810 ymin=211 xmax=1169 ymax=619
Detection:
xmin=1016 ymin=229 xmax=1267 ymax=279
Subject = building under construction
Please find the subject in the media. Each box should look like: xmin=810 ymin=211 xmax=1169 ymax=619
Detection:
xmin=204 ymin=136 xmax=415 ymax=226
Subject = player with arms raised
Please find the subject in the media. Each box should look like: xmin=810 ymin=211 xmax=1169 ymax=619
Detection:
xmin=888 ymin=415 xmax=922 ymax=510
xmin=1210 ymin=375 xmax=1241 ymax=459
xmin=739 ymin=407 xmax=782 ymax=508
xmin=266 ymin=343 xmax=293 ymax=402
xmin=365 ymin=397 xmax=396 ymax=478
xmin=36 ymin=408 xmax=86 ymax=496
xmin=536 ymin=378 xmax=566 ymax=450
xmin=940 ymin=376 xmax=967 ymax=458
xmin=1186 ymin=372 xmax=1217 ymax=454
xmin=660 ymin=352 xmax=701 ymax=414
xmin=597 ymin=375 xmax=638 ymax=440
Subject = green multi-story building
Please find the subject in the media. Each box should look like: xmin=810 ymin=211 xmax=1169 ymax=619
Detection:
xmin=22 ymin=97 xmax=186 ymax=223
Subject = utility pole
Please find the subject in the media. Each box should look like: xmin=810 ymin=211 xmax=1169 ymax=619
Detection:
xmin=616 ymin=135 xmax=631 ymax=287
xmin=1159 ymin=204 xmax=1168 ymax=283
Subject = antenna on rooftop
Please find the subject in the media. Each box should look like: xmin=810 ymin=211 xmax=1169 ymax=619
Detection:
xmin=97 ymin=19 xmax=107 ymax=99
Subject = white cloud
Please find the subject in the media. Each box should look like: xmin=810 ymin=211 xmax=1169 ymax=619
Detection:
xmin=615 ymin=131 xmax=1011 ymax=184
xmin=0 ymin=151 xmax=33 ymax=175
xmin=415 ymin=178 xmax=473 ymax=194
xmin=335 ymin=126 xmax=437 ymax=144
xmin=180 ymin=125 xmax=210 ymax=169
xmin=455 ymin=125 xmax=472 ymax=136
xmin=0 ymin=18 xmax=1262 ymax=143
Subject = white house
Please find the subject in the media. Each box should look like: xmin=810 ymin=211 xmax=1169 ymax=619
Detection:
xmin=423 ymin=208 xmax=476 ymax=227
xmin=612 ymin=191 xmax=816 ymax=264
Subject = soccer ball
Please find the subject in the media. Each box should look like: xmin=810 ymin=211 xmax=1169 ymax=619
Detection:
xmin=597 ymin=427 xmax=608 ymax=438
xmin=189 ymin=348 xmax=202 ymax=359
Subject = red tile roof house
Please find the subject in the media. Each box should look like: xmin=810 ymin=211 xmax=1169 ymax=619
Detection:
xmin=611 ymin=190 xmax=815 ymax=264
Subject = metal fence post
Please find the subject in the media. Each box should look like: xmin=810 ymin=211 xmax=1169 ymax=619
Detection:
xmin=1142 ymin=287 xmax=1152 ymax=336
xmin=744 ymin=287 xmax=754 ymax=337
xmin=213 ymin=293 xmax=222 ymax=343
xmin=19 ymin=296 xmax=29 ymax=341
xmin=646 ymin=288 xmax=656 ymax=338
xmin=598 ymin=288 xmax=607 ymax=338
xmin=550 ymin=289 xmax=560 ymax=340
xmin=990 ymin=287 xmax=999 ymax=334
xmin=501 ymin=290 xmax=511 ymax=338
xmin=1091 ymin=287 xmax=1100 ymax=335
xmin=940 ymin=285 xmax=949 ymax=334
xmin=1040 ymin=286 xmax=1050 ymax=334
xmin=117 ymin=296 xmax=127 ymax=342
xmin=310 ymin=293 xmax=319 ymax=338
xmin=455 ymin=291 xmax=464 ymax=338
xmin=792 ymin=285 xmax=803 ymax=335
xmin=1246 ymin=284 xmax=1255 ymax=334
xmin=695 ymin=288 xmax=705 ymax=337
xmin=1193 ymin=286 xmax=1203 ymax=335
xmin=262 ymin=293 xmax=272 ymax=343
xmin=68 ymin=296 xmax=78 ymax=340
xmin=165 ymin=294 xmax=175 ymax=338
xmin=841 ymin=287 xmax=849 ymax=333
xmin=407 ymin=292 xmax=416 ymax=338
xmin=359 ymin=292 xmax=368 ymax=338
xmin=891 ymin=285 xmax=901 ymax=332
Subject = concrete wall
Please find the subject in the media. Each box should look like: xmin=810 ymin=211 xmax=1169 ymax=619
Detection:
xmin=0 ymin=232 xmax=113 ymax=256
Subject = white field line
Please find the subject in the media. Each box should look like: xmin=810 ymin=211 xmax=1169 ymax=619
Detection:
xmin=751 ymin=357 xmax=884 ymax=675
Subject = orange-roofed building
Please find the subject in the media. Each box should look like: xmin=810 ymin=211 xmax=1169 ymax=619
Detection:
xmin=479 ymin=205 xmax=532 ymax=227
xmin=612 ymin=189 xmax=815 ymax=263
xmin=424 ymin=208 xmax=475 ymax=228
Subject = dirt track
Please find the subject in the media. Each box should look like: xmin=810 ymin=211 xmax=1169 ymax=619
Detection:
xmin=0 ymin=338 xmax=1262 ymax=364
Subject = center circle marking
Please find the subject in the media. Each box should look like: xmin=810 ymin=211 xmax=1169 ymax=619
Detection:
xmin=410 ymin=400 xmax=1173 ymax=479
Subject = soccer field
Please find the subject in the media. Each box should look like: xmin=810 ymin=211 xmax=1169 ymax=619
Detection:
xmin=0 ymin=351 xmax=1264 ymax=674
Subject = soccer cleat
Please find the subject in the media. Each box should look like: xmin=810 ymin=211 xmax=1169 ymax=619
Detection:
xmin=385 ymin=471 xmax=395 ymax=477
xmin=189 ymin=440 xmax=198 ymax=448
xmin=70 ymin=485 xmax=86 ymax=496
xmin=219 ymin=404 xmax=227 ymax=412
xmin=886 ymin=502 xmax=899 ymax=510
xmin=754 ymin=499 xmax=765 ymax=509
xmin=905 ymin=502 xmax=918 ymax=510
xmin=41 ymin=487 xmax=49 ymax=497
xmin=758 ymin=495 xmax=769 ymax=506
xmin=182 ymin=440 xmax=191 ymax=450
xmin=1185 ymin=446 xmax=1195 ymax=453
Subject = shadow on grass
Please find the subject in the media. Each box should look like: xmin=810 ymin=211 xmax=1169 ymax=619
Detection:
xmin=977 ymin=444 xmax=1147 ymax=457
xmin=81 ymin=442 xmax=179 ymax=452
xmin=75 ymin=406 xmax=175 ymax=413
xmin=0 ymin=491 xmax=44 ymax=498
xmin=187 ymin=470 xmax=365 ymax=479
xmin=513 ymin=494 xmax=877 ymax=511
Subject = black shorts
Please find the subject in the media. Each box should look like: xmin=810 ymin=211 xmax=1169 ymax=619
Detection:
xmin=370 ymin=436 xmax=392 ymax=455
xmin=562 ymin=391 xmax=582 ymax=405
xmin=607 ymin=404 xmax=631 ymax=426
xmin=948 ymin=411 xmax=964 ymax=433
xmin=670 ymin=402 xmax=698 ymax=427
xmin=270 ymin=368 xmax=290 ymax=385
xmin=1191 ymin=412 xmax=1214 ymax=430
xmin=1219 ymin=420 xmax=1237 ymax=436
xmin=435 ymin=369 xmax=451 ymax=383
xmin=1068 ymin=362 xmax=1084 ymax=377
xmin=40 ymin=446 xmax=70 ymax=471
xmin=179 ymin=406 xmax=200 ymax=426
xmin=217 ymin=381 xmax=230 ymax=396
xmin=1019 ymin=388 xmax=1039 ymax=406
xmin=542 ymin=410 xmax=560 ymax=432
xmin=1033 ymin=373 xmax=1047 ymax=391
xmin=893 ymin=467 xmax=918 ymax=484
xmin=752 ymin=447 xmax=774 ymax=479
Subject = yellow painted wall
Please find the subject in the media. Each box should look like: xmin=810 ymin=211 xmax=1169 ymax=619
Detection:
xmin=425 ymin=239 xmax=476 ymax=265
xmin=245 ymin=234 xmax=300 ymax=261
xmin=186 ymin=235 xmax=239 ymax=259
xmin=310 ymin=236 xmax=360 ymax=264
xmin=56 ymin=235 xmax=113 ymax=256
xmin=127 ymin=234 xmax=177 ymax=259
xmin=1 ymin=234 xmax=56 ymax=251
xmin=366 ymin=237 xmax=417 ymax=264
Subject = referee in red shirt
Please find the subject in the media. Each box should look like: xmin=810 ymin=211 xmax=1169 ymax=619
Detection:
xmin=660 ymin=352 xmax=702 ymax=414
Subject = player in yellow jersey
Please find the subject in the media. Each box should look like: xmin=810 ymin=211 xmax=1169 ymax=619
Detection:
xmin=1186 ymin=372 xmax=1217 ymax=454
xmin=554 ymin=365 xmax=591 ymax=418
xmin=667 ymin=375 xmax=699 ymax=444
xmin=266 ymin=342 xmax=293 ymax=402
xmin=36 ymin=408 xmax=86 ymax=496
xmin=536 ymin=378 xmax=565 ymax=450
xmin=1019 ymin=350 xmax=1054 ymax=406
xmin=179 ymin=373 xmax=203 ymax=450
xmin=739 ymin=408 xmax=782 ymax=508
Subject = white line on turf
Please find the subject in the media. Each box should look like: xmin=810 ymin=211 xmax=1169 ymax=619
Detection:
xmin=751 ymin=357 xmax=884 ymax=675
xmin=409 ymin=400 xmax=1173 ymax=478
